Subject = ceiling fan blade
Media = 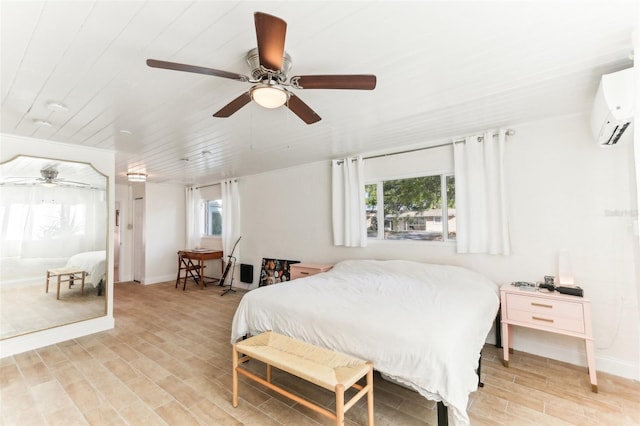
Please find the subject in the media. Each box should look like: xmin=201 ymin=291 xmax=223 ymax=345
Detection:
xmin=0 ymin=178 xmax=33 ymax=186
xmin=285 ymin=94 xmax=321 ymax=124
xmin=59 ymin=179 xmax=90 ymax=187
xmin=213 ymin=92 xmax=252 ymax=118
xmin=254 ymin=12 xmax=287 ymax=71
xmin=2 ymin=176 xmax=36 ymax=181
xmin=291 ymin=75 xmax=377 ymax=90
xmin=146 ymin=59 xmax=250 ymax=82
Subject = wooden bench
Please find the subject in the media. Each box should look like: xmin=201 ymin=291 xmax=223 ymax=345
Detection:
xmin=46 ymin=267 xmax=86 ymax=300
xmin=232 ymin=331 xmax=374 ymax=426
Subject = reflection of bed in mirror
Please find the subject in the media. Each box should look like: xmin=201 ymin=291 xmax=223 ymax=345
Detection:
xmin=64 ymin=250 xmax=107 ymax=293
xmin=0 ymin=155 xmax=108 ymax=340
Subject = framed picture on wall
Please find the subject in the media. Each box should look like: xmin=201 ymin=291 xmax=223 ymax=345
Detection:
xmin=259 ymin=258 xmax=300 ymax=286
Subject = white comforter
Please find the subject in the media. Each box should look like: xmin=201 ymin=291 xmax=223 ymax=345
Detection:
xmin=231 ymin=259 xmax=499 ymax=425
xmin=65 ymin=250 xmax=106 ymax=287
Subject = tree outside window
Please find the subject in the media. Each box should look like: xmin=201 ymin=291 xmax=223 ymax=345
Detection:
xmin=366 ymin=174 xmax=455 ymax=241
xmin=204 ymin=200 xmax=222 ymax=236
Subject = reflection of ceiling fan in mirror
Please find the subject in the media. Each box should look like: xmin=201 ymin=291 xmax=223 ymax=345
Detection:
xmin=2 ymin=168 xmax=91 ymax=188
xmin=146 ymin=11 xmax=376 ymax=124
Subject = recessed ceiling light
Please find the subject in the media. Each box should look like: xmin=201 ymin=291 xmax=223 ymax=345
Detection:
xmin=46 ymin=102 xmax=68 ymax=112
xmin=33 ymin=119 xmax=52 ymax=127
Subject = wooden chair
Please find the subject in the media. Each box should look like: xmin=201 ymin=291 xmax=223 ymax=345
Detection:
xmin=175 ymin=251 xmax=202 ymax=291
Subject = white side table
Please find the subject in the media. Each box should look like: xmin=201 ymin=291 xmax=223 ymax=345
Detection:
xmin=500 ymin=283 xmax=597 ymax=392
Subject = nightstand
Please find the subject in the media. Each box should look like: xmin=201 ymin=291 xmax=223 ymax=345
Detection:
xmin=500 ymin=283 xmax=597 ymax=392
xmin=290 ymin=263 xmax=333 ymax=280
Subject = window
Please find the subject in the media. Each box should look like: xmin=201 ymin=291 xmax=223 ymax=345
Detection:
xmin=366 ymin=174 xmax=455 ymax=241
xmin=4 ymin=202 xmax=86 ymax=240
xmin=33 ymin=203 xmax=86 ymax=239
xmin=203 ymin=199 xmax=222 ymax=236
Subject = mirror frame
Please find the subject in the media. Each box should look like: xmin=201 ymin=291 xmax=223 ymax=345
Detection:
xmin=0 ymin=153 xmax=109 ymax=339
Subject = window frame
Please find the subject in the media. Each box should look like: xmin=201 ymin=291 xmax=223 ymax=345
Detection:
xmin=365 ymin=171 xmax=455 ymax=243
xmin=201 ymin=199 xmax=222 ymax=238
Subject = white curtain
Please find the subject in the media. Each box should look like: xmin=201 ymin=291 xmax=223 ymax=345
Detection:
xmin=185 ymin=187 xmax=200 ymax=249
xmin=332 ymin=156 xmax=367 ymax=247
xmin=0 ymin=185 xmax=106 ymax=258
xmin=453 ymin=129 xmax=510 ymax=255
xmin=221 ymin=179 xmax=241 ymax=260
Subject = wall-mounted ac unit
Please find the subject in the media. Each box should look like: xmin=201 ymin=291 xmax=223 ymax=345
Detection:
xmin=590 ymin=67 xmax=635 ymax=146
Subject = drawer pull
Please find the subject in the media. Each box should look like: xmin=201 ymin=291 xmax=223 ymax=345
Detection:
xmin=531 ymin=302 xmax=553 ymax=308
xmin=300 ymin=272 xmax=309 ymax=275
xmin=532 ymin=316 xmax=554 ymax=323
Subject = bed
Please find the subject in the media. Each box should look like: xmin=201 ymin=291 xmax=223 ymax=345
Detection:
xmin=231 ymin=259 xmax=500 ymax=426
xmin=65 ymin=250 xmax=107 ymax=291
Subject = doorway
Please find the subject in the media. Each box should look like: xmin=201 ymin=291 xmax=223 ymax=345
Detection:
xmin=114 ymin=202 xmax=120 ymax=282
xmin=133 ymin=197 xmax=145 ymax=283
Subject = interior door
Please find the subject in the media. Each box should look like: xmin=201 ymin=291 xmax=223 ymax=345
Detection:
xmin=114 ymin=202 xmax=120 ymax=282
xmin=133 ymin=197 xmax=144 ymax=283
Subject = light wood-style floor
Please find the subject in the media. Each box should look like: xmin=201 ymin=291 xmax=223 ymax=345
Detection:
xmin=1 ymin=281 xmax=105 ymax=339
xmin=1 ymin=281 xmax=639 ymax=425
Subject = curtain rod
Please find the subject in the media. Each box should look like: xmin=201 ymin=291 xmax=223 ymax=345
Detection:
xmin=193 ymin=179 xmax=237 ymax=190
xmin=338 ymin=128 xmax=515 ymax=164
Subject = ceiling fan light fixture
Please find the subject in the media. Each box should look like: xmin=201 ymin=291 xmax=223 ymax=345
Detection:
xmin=127 ymin=172 xmax=147 ymax=182
xmin=251 ymin=85 xmax=288 ymax=109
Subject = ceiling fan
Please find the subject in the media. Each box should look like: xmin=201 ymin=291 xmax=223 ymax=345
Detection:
xmin=1 ymin=168 xmax=90 ymax=188
xmin=146 ymin=11 xmax=376 ymax=124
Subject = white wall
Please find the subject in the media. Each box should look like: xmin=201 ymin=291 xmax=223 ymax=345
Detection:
xmin=0 ymin=134 xmax=115 ymax=357
xmin=237 ymin=113 xmax=639 ymax=380
xmin=115 ymin=182 xmax=186 ymax=285
xmin=144 ymin=183 xmax=186 ymax=284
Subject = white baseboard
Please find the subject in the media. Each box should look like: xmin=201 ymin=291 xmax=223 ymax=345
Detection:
xmin=0 ymin=316 xmax=115 ymax=358
xmin=143 ymin=274 xmax=176 ymax=285
xmin=495 ymin=330 xmax=640 ymax=381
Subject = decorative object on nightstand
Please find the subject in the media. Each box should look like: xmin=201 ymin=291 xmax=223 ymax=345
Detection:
xmin=289 ymin=263 xmax=333 ymax=280
xmin=500 ymin=283 xmax=598 ymax=392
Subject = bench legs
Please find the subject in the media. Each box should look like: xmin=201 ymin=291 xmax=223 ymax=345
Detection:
xmin=366 ymin=366 xmax=374 ymax=425
xmin=232 ymin=344 xmax=239 ymax=408
xmin=46 ymin=270 xmax=86 ymax=300
xmin=336 ymin=384 xmax=345 ymax=425
xmin=232 ymin=346 xmax=374 ymax=426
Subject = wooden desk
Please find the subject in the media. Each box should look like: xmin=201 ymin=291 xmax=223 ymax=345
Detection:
xmin=178 ymin=250 xmax=223 ymax=289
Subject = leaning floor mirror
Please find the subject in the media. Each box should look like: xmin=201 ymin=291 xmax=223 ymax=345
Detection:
xmin=0 ymin=155 xmax=108 ymax=339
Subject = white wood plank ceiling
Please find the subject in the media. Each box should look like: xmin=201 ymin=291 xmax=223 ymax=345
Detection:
xmin=1 ymin=1 xmax=636 ymax=185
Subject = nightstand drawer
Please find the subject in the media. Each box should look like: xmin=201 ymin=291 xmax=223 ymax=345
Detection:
xmin=290 ymin=263 xmax=333 ymax=280
xmin=507 ymin=308 xmax=585 ymax=333
xmin=506 ymin=293 xmax=583 ymax=319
